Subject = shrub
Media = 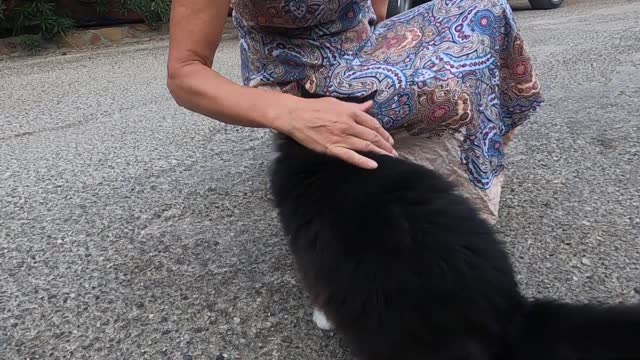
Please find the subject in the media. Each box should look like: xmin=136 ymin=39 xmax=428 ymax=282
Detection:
xmin=20 ymin=33 xmax=42 ymax=54
xmin=0 ymin=0 xmax=75 ymax=39
xmin=118 ymin=0 xmax=171 ymax=26
xmin=0 ymin=0 xmax=172 ymax=41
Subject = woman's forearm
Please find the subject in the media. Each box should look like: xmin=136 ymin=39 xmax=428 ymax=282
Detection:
xmin=166 ymin=0 xmax=297 ymax=132
xmin=371 ymin=0 xmax=389 ymax=22
xmin=167 ymin=62 xmax=295 ymax=132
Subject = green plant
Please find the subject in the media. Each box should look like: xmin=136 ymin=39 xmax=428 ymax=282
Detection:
xmin=118 ymin=0 xmax=170 ymax=26
xmin=1 ymin=0 xmax=75 ymax=39
xmin=95 ymin=0 xmax=111 ymax=15
xmin=20 ymin=34 xmax=41 ymax=54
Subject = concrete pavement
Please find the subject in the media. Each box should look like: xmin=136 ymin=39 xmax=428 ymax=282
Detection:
xmin=1 ymin=0 xmax=639 ymax=358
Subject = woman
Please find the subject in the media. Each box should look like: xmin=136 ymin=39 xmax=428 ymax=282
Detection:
xmin=167 ymin=0 xmax=543 ymax=224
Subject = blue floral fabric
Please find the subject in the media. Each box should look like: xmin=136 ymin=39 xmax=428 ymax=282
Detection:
xmin=231 ymin=0 xmax=544 ymax=190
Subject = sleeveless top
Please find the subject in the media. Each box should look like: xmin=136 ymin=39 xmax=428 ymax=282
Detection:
xmin=230 ymin=0 xmax=377 ymax=88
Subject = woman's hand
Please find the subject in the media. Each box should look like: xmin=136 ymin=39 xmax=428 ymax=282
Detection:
xmin=274 ymin=95 xmax=397 ymax=170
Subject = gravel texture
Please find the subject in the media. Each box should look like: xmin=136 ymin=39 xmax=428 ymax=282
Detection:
xmin=1 ymin=0 xmax=639 ymax=358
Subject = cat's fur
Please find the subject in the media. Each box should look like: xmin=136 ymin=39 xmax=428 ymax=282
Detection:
xmin=268 ymin=85 xmax=640 ymax=360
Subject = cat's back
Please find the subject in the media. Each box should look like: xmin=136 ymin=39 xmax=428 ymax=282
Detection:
xmin=269 ymin=134 xmax=445 ymax=210
xmin=269 ymin=134 xmax=483 ymax=248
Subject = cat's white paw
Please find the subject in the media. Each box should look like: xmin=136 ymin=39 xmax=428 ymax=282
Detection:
xmin=312 ymin=308 xmax=334 ymax=330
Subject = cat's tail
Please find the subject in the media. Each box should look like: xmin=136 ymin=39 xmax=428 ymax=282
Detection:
xmin=513 ymin=298 xmax=640 ymax=359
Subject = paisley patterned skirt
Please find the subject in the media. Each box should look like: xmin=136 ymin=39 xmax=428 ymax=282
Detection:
xmin=252 ymin=0 xmax=544 ymax=224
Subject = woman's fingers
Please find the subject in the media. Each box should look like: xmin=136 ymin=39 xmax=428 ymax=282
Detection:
xmin=327 ymin=146 xmax=379 ymax=170
xmin=326 ymin=133 xmax=397 ymax=169
xmin=352 ymin=101 xmax=395 ymax=146
xmin=344 ymin=123 xmax=398 ymax=157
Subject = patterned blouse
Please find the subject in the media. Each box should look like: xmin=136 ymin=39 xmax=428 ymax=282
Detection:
xmin=230 ymin=0 xmax=544 ymax=191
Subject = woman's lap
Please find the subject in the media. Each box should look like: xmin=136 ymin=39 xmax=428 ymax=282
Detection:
xmin=390 ymin=127 xmax=507 ymax=225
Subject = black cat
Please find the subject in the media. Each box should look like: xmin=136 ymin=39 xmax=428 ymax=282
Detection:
xmin=268 ymin=84 xmax=640 ymax=360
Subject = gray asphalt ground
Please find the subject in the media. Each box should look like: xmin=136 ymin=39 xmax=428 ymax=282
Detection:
xmin=1 ymin=0 xmax=639 ymax=358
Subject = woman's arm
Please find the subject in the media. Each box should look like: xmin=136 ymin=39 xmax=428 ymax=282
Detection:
xmin=167 ymin=0 xmax=294 ymax=130
xmin=166 ymin=0 xmax=396 ymax=169
xmin=371 ymin=0 xmax=389 ymax=23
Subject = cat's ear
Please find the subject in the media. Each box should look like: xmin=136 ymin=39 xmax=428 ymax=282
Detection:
xmin=338 ymin=90 xmax=378 ymax=104
xmin=361 ymin=90 xmax=378 ymax=103
xmin=297 ymin=81 xmax=324 ymax=99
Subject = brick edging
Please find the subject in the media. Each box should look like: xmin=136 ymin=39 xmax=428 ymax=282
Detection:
xmin=0 ymin=17 xmax=238 ymax=59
